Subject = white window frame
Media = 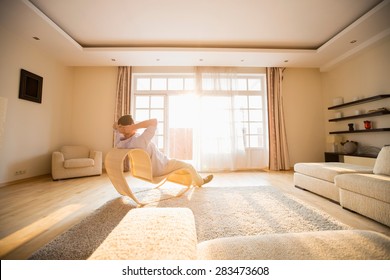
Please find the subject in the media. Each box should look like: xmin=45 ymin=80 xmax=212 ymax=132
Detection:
xmin=132 ymin=72 xmax=267 ymax=154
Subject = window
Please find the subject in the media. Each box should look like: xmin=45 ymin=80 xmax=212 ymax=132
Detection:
xmin=199 ymin=74 xmax=267 ymax=149
xmin=132 ymin=71 xmax=268 ymax=170
xmin=133 ymin=74 xmax=195 ymax=156
xmin=134 ymin=94 xmax=165 ymax=150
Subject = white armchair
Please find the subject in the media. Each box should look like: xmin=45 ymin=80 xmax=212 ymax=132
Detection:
xmin=52 ymin=145 xmax=102 ymax=180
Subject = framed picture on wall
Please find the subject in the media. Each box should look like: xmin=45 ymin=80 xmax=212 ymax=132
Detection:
xmin=19 ymin=69 xmax=43 ymax=103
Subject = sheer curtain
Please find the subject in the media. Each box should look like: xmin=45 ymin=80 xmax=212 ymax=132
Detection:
xmin=192 ymin=67 xmax=268 ymax=172
xmin=266 ymin=67 xmax=290 ymax=170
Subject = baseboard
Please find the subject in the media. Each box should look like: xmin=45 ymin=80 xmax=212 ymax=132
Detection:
xmin=0 ymin=174 xmax=51 ymax=188
xmin=1 ymin=169 xmax=108 ymax=188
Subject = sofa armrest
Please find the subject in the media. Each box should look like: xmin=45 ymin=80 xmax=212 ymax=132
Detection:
xmin=51 ymin=151 xmax=65 ymax=180
xmin=89 ymin=150 xmax=100 ymax=159
xmin=52 ymin=151 xmax=65 ymax=163
xmin=90 ymin=150 xmax=103 ymax=169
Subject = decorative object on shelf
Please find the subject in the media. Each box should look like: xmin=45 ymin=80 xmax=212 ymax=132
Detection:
xmin=364 ymin=120 xmax=372 ymax=129
xmin=341 ymin=140 xmax=358 ymax=154
xmin=327 ymin=135 xmax=342 ymax=152
xmin=359 ymin=145 xmax=381 ymax=158
xmin=332 ymin=97 xmax=344 ymax=106
xmin=368 ymin=107 xmax=389 ymax=113
xmin=348 ymin=123 xmax=354 ymax=131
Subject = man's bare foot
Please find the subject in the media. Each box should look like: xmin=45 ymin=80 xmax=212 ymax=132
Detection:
xmin=202 ymin=175 xmax=213 ymax=186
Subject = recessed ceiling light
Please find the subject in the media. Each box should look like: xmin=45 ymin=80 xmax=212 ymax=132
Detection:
xmin=199 ymin=59 xmax=204 ymax=62
xmin=156 ymin=58 xmax=160 ymax=61
xmin=33 ymin=36 xmax=40 ymax=40
xmin=284 ymin=60 xmax=289 ymax=63
xmin=111 ymin=58 xmax=116 ymax=61
xmin=241 ymin=59 xmax=245 ymax=62
xmin=350 ymin=40 xmax=357 ymax=44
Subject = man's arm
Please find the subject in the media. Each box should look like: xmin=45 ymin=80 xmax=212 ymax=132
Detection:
xmin=119 ymin=118 xmax=157 ymax=135
xmin=120 ymin=119 xmax=157 ymax=133
xmin=132 ymin=119 xmax=157 ymax=130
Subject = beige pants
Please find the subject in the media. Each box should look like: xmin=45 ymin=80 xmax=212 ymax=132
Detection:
xmin=162 ymin=159 xmax=204 ymax=187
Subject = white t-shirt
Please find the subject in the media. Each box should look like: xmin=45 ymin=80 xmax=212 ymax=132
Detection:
xmin=114 ymin=126 xmax=169 ymax=176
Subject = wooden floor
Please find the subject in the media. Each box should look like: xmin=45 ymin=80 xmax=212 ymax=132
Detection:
xmin=0 ymin=171 xmax=389 ymax=260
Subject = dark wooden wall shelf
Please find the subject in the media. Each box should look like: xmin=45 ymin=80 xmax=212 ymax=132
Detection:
xmin=328 ymin=94 xmax=390 ymax=135
xmin=329 ymin=128 xmax=390 ymax=134
xmin=328 ymin=110 xmax=390 ymax=122
xmin=328 ymin=94 xmax=390 ymax=110
xmin=324 ymin=152 xmax=378 ymax=161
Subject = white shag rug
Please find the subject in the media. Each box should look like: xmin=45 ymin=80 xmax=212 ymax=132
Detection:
xmin=29 ymin=185 xmax=350 ymax=259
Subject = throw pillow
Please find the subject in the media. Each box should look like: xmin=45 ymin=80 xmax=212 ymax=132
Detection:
xmin=373 ymin=146 xmax=390 ymax=176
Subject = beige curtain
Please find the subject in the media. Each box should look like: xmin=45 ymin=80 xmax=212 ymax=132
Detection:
xmin=266 ymin=67 xmax=290 ymax=170
xmin=114 ymin=66 xmax=132 ymax=171
xmin=115 ymin=66 xmax=132 ymax=121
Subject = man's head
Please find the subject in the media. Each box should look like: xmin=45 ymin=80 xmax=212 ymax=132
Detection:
xmin=117 ymin=115 xmax=134 ymax=126
xmin=117 ymin=115 xmax=135 ymax=138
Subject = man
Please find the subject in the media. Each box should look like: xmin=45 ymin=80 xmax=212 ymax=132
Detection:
xmin=113 ymin=115 xmax=213 ymax=187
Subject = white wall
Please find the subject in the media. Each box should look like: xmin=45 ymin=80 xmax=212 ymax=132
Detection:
xmin=283 ymin=68 xmax=325 ymax=165
xmin=0 ymin=26 xmax=73 ymax=184
xmin=322 ymin=36 xmax=390 ymax=151
xmin=281 ymin=37 xmax=390 ymax=168
xmin=71 ymin=67 xmax=117 ymax=157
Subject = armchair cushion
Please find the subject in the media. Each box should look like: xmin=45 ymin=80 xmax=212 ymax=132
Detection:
xmin=61 ymin=145 xmax=90 ymax=159
xmin=64 ymin=158 xmax=95 ymax=169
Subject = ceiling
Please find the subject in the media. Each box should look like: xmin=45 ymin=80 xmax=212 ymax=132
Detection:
xmin=1 ymin=0 xmax=389 ymax=71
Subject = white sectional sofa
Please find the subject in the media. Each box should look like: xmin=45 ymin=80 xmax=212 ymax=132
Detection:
xmin=294 ymin=162 xmax=373 ymax=202
xmin=88 ymin=207 xmax=390 ymax=260
xmin=294 ymin=146 xmax=390 ymax=227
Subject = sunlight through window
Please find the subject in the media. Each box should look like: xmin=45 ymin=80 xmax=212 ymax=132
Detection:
xmin=132 ymin=72 xmax=268 ymax=170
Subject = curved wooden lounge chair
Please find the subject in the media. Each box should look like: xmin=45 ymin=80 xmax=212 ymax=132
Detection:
xmin=105 ymin=148 xmax=193 ymax=206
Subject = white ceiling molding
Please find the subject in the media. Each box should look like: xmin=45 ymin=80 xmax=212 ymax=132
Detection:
xmin=0 ymin=0 xmax=388 ymax=71
xmin=320 ymin=27 xmax=390 ymax=72
xmin=22 ymin=0 xmax=82 ymax=50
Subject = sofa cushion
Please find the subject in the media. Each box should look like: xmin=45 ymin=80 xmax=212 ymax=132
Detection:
xmin=64 ymin=158 xmax=95 ymax=169
xmin=197 ymin=230 xmax=390 ymax=260
xmin=294 ymin=162 xmax=373 ymax=183
xmin=294 ymin=172 xmax=340 ymax=202
xmin=335 ymin=173 xmax=390 ymax=203
xmin=60 ymin=145 xmax=90 ymax=160
xmin=88 ymin=208 xmax=198 ymax=260
xmin=373 ymin=146 xmax=390 ymax=176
